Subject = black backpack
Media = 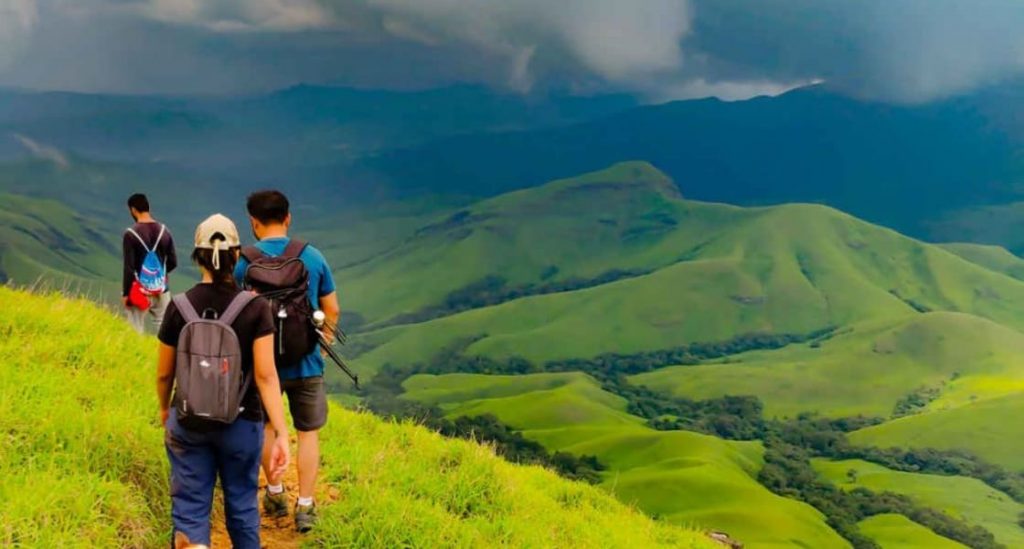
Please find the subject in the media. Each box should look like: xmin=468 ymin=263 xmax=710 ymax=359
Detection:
xmin=242 ymin=240 xmax=318 ymax=367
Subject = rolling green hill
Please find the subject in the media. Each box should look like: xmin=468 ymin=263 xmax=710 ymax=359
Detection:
xmin=813 ymin=458 xmax=1023 ymax=547
xmin=856 ymin=514 xmax=965 ymax=549
xmin=631 ymin=312 xmax=1024 ymax=418
xmin=334 ymin=163 xmax=1024 ymax=547
xmin=403 ymin=372 xmax=851 ymax=548
xmin=346 ymin=162 xmax=1024 ymax=381
xmin=0 ymin=286 xmax=715 ymax=548
xmin=848 ymin=393 xmax=1024 ymax=471
xmin=941 ymin=242 xmax=1024 ymax=281
xmin=0 ymin=193 xmax=120 ymax=296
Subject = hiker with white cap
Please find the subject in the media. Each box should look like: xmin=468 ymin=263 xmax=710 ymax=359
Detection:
xmin=156 ymin=213 xmax=290 ymax=549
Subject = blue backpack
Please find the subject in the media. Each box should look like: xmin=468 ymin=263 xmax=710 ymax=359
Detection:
xmin=127 ymin=224 xmax=168 ymax=295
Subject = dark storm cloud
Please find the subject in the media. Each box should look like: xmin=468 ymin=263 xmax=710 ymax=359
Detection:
xmin=686 ymin=0 xmax=1024 ymax=103
xmin=1 ymin=0 xmax=1024 ymax=102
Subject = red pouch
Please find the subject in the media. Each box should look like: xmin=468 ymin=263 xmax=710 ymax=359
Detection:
xmin=129 ymin=280 xmax=151 ymax=311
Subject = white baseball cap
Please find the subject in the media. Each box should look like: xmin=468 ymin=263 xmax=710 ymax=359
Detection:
xmin=194 ymin=213 xmax=241 ymax=269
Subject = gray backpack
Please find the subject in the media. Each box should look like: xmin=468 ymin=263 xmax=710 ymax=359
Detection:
xmin=172 ymin=292 xmax=256 ymax=425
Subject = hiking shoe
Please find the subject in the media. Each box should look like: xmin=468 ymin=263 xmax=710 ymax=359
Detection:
xmin=263 ymin=489 xmax=288 ymax=519
xmin=295 ymin=502 xmax=318 ymax=533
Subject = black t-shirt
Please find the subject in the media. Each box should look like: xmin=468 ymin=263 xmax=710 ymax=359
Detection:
xmin=158 ymin=283 xmax=275 ymax=426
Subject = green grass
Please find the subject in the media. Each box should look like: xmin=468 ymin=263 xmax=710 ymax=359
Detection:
xmin=0 ymin=286 xmax=167 ymax=546
xmin=631 ymin=312 xmax=1024 ymax=418
xmin=856 ymin=514 xmax=966 ymax=549
xmin=813 ymin=458 xmax=1024 ymax=546
xmin=403 ymin=372 xmax=851 ymax=548
xmin=848 ymin=393 xmax=1024 ymax=471
xmin=0 ymin=286 xmax=714 ymax=548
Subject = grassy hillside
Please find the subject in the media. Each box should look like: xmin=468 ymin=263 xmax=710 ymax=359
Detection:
xmin=632 ymin=312 xmax=1024 ymax=418
xmin=856 ymin=514 xmax=966 ymax=549
xmin=848 ymin=393 xmax=1024 ymax=471
xmin=813 ymin=459 xmax=1024 ymax=546
xmin=941 ymin=242 xmax=1024 ymax=280
xmin=346 ymin=163 xmax=1024 ymax=385
xmin=0 ymin=286 xmax=714 ymax=548
xmin=403 ymin=372 xmax=850 ymax=548
xmin=0 ymin=193 xmax=120 ymax=296
xmin=335 ymin=163 xmax=1024 ymax=548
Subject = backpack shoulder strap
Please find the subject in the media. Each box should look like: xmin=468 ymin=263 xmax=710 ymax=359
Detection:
xmin=282 ymin=239 xmax=308 ymax=260
xmin=219 ymin=291 xmax=257 ymax=327
xmin=172 ymin=294 xmax=200 ymax=324
xmin=155 ymin=224 xmax=166 ymax=249
xmin=126 ymin=228 xmax=152 ymax=253
xmin=241 ymin=245 xmax=265 ymax=264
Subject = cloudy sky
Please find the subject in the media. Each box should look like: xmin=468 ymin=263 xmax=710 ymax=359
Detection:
xmin=1 ymin=0 xmax=1023 ymax=103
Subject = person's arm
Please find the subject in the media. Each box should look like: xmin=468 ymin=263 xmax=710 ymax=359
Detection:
xmin=253 ymin=334 xmax=290 ymax=481
xmin=319 ymin=291 xmax=340 ymax=346
xmin=156 ymin=342 xmax=175 ymax=427
xmin=122 ymin=231 xmax=135 ymax=304
xmin=316 ymin=249 xmax=339 ymax=344
xmin=164 ymin=229 xmax=178 ymax=274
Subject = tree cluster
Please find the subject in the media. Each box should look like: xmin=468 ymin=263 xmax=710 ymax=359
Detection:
xmin=382 ymin=269 xmax=651 ymax=327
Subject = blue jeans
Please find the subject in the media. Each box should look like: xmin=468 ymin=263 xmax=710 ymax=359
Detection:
xmin=165 ymin=409 xmax=263 ymax=548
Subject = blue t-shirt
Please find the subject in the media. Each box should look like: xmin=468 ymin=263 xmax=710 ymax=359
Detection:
xmin=235 ymin=237 xmax=336 ymax=380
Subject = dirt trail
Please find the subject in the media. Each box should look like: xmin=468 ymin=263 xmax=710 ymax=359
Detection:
xmin=210 ymin=438 xmax=337 ymax=549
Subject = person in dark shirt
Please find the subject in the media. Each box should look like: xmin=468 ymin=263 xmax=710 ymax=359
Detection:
xmin=123 ymin=193 xmax=178 ymax=333
xmin=156 ymin=213 xmax=290 ymax=549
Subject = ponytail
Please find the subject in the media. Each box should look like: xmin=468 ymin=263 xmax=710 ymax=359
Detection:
xmin=192 ymin=245 xmax=239 ymax=290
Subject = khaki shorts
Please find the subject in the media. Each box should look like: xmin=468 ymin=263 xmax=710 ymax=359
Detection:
xmin=272 ymin=376 xmax=328 ymax=432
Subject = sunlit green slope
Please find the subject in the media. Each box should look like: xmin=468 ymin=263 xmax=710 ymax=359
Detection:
xmin=813 ymin=458 xmax=1023 ymax=546
xmin=403 ymin=372 xmax=850 ymax=548
xmin=632 ymin=312 xmax=1024 ymax=418
xmin=0 ymin=287 xmax=713 ymax=548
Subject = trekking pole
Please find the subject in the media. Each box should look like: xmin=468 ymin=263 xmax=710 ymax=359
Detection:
xmin=312 ymin=311 xmax=359 ymax=388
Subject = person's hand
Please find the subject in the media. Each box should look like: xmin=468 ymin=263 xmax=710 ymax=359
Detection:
xmin=123 ymin=296 xmax=131 ymax=309
xmin=268 ymin=434 xmax=290 ymax=483
xmin=159 ymin=408 xmax=170 ymax=429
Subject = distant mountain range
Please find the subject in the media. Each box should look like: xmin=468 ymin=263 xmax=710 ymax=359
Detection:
xmin=361 ymin=83 xmax=1024 ymax=248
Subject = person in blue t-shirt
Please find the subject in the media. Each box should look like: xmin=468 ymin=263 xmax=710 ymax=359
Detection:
xmin=234 ymin=190 xmax=339 ymax=533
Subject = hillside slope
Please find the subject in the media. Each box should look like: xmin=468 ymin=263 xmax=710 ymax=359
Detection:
xmin=0 ymin=286 xmax=713 ymax=548
xmin=346 ymin=163 xmax=1024 ymax=379
xmin=403 ymin=372 xmax=851 ymax=548
xmin=0 ymin=193 xmax=120 ymax=294
xmin=813 ymin=459 xmax=1023 ymax=547
xmin=856 ymin=514 xmax=966 ymax=549
xmin=848 ymin=393 xmax=1024 ymax=471
xmin=632 ymin=312 xmax=1024 ymax=418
